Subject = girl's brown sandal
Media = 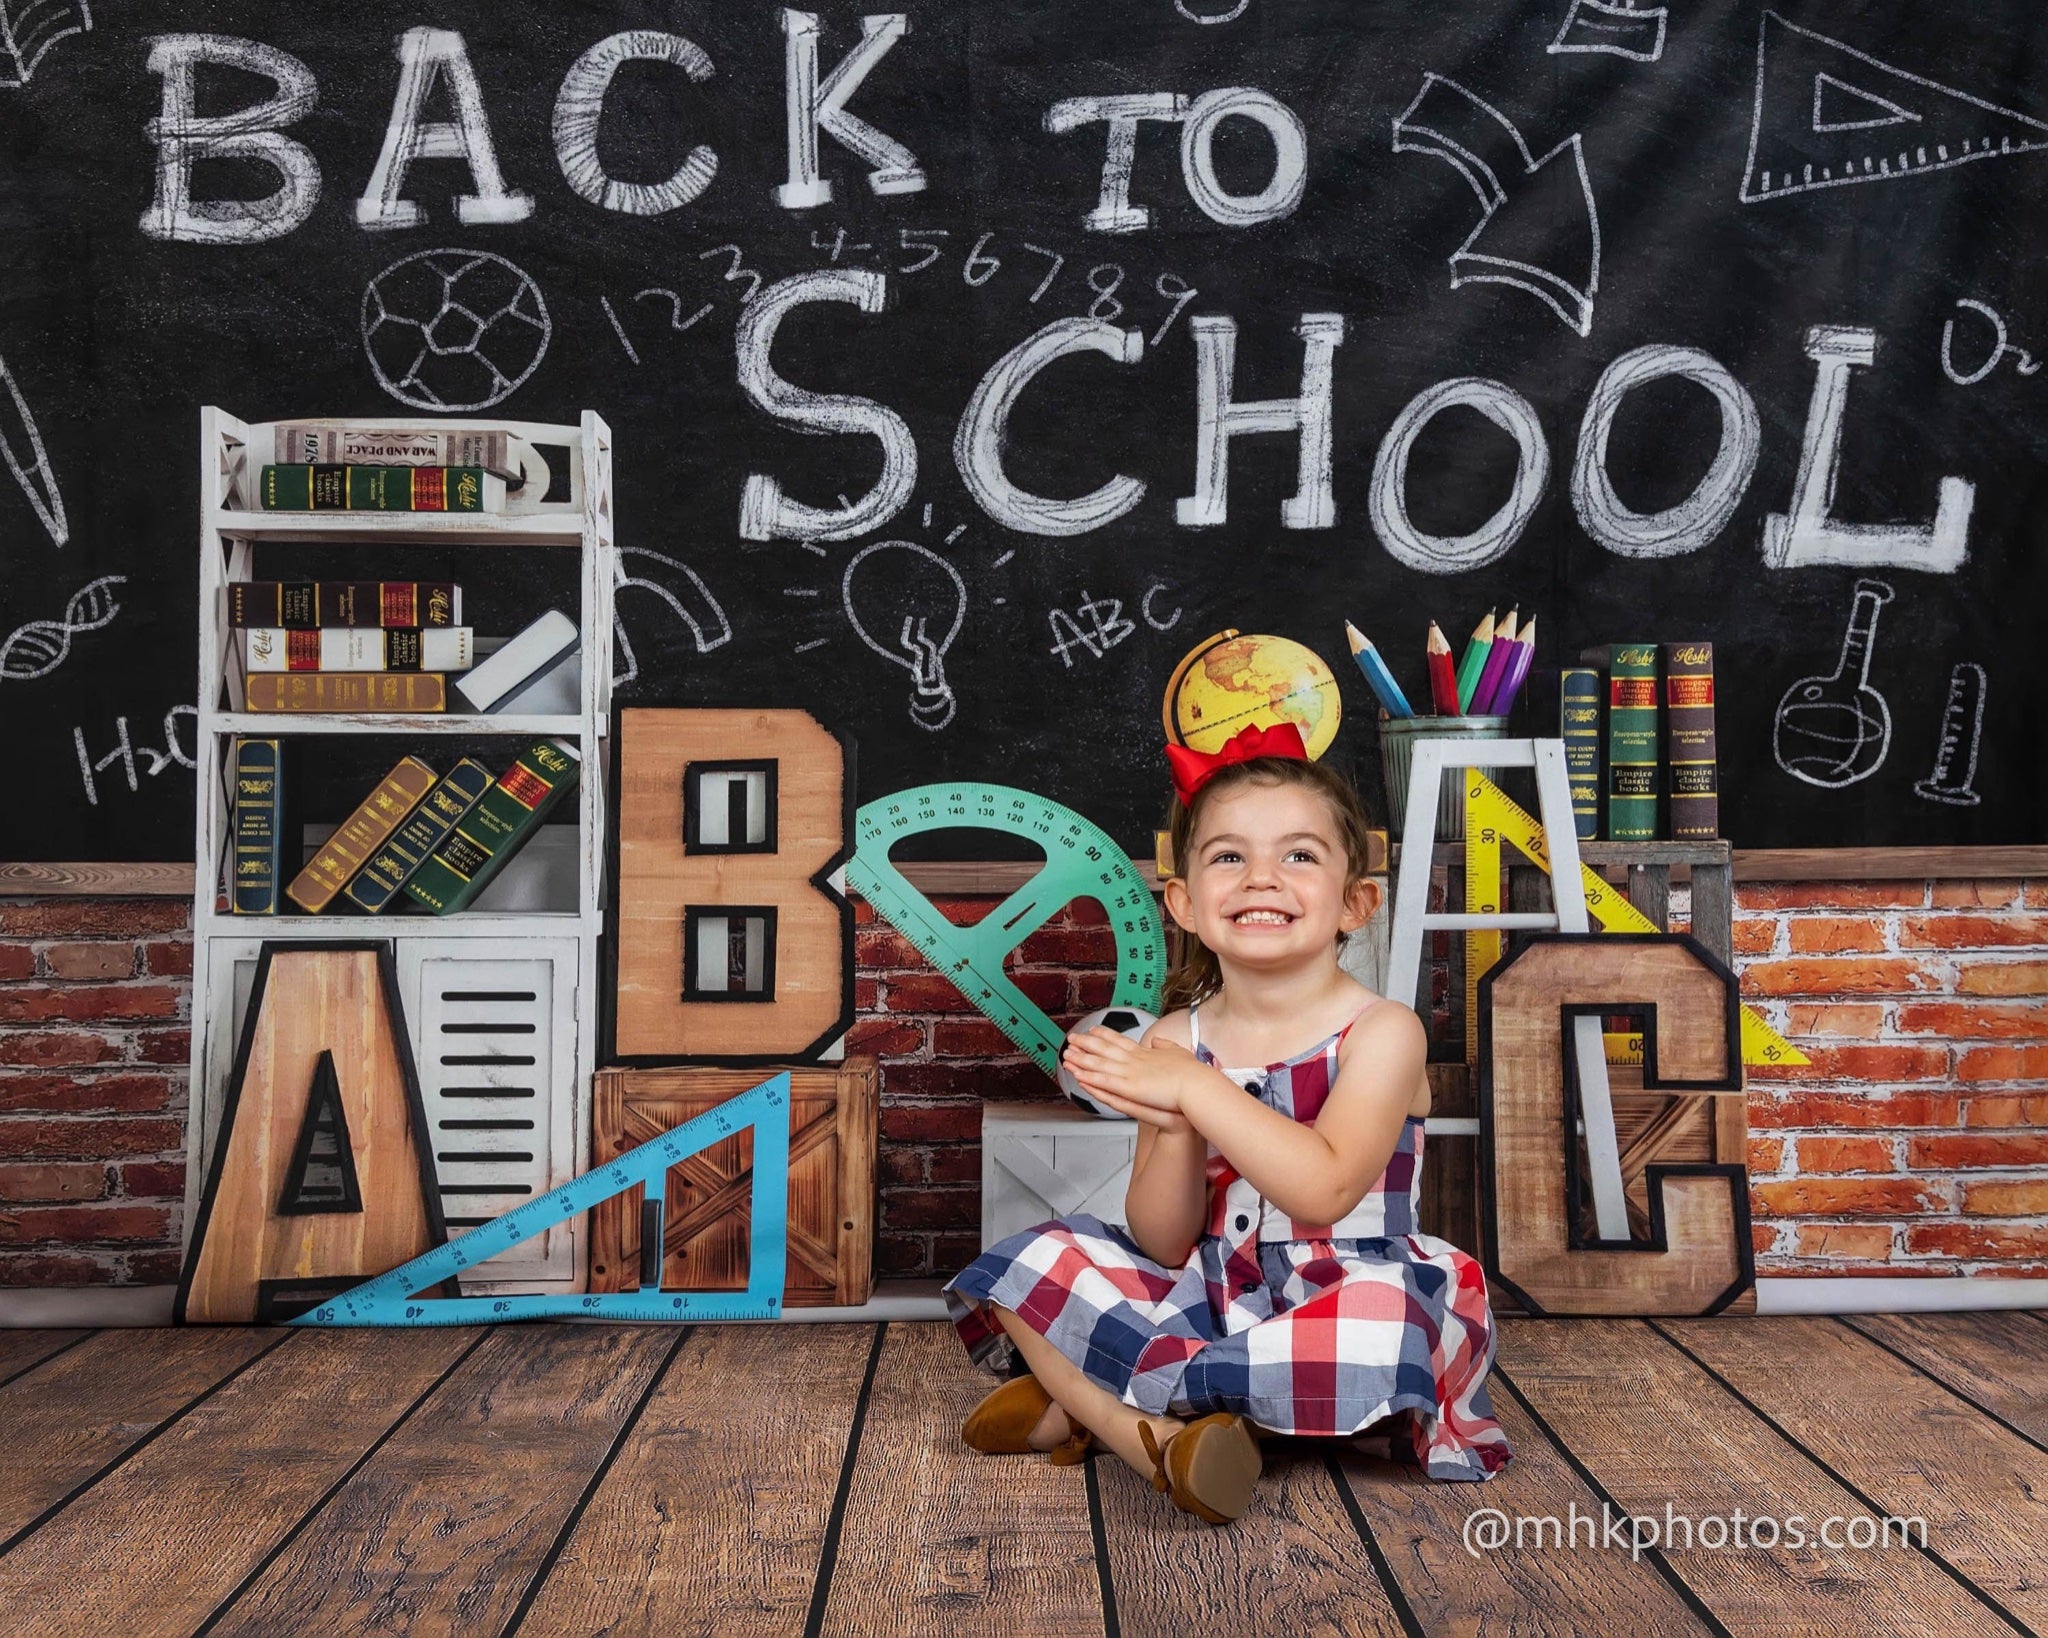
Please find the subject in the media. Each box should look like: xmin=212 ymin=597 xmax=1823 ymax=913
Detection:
xmin=1138 ymin=1414 xmax=1262 ymax=1525
xmin=961 ymin=1375 xmax=1095 ymax=1463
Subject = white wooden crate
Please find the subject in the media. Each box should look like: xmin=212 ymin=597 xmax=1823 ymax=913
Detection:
xmin=982 ymin=1103 xmax=1138 ymax=1249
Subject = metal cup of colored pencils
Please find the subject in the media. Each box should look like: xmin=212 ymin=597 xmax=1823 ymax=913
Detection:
xmin=1346 ymin=614 xmax=1532 ymax=841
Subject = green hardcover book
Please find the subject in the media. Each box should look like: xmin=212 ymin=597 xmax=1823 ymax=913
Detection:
xmin=259 ymin=465 xmax=500 ymax=513
xmin=343 ymin=758 xmax=494 ymax=913
xmin=230 ymin=738 xmax=284 ymax=914
xmin=1585 ymin=644 xmax=1660 ymax=840
xmin=404 ymin=741 xmax=580 ymax=915
xmin=1559 ymin=668 xmax=1602 ymax=841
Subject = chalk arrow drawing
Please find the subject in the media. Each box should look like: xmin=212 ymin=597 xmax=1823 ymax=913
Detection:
xmin=1393 ymin=74 xmax=1602 ymax=336
xmin=0 ymin=355 xmax=66 ymax=545
xmin=1741 ymin=11 xmax=2048 ymax=202
xmin=1548 ymin=0 xmax=1666 ymax=64
xmin=0 ymin=574 xmax=121 ymax=680
xmin=0 ymin=0 xmax=91 ymax=89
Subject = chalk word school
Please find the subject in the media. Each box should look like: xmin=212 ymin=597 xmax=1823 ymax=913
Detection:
xmin=138 ymin=20 xmax=1974 ymax=575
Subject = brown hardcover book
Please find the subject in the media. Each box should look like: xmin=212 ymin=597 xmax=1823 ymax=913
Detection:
xmin=227 ymin=582 xmax=461 ymax=629
xmin=1662 ymin=641 xmax=1718 ymax=840
xmin=285 ymin=756 xmax=438 ymax=913
xmin=243 ymin=673 xmax=449 ymax=713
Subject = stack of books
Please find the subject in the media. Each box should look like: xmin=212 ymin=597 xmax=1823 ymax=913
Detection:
xmin=230 ymin=738 xmax=580 ymax=916
xmin=1562 ymin=643 xmax=1719 ymax=842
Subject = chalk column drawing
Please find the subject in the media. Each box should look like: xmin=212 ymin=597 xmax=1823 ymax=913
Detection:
xmin=1741 ymin=10 xmax=2048 ymax=202
xmin=1548 ymin=0 xmax=1666 ymax=63
xmin=1773 ymin=578 xmax=1895 ymax=789
xmin=1915 ymin=662 xmax=1987 ymax=806
xmin=842 ymin=539 xmax=964 ymax=731
xmin=0 ymin=355 xmax=67 ymax=545
xmin=1 ymin=574 xmax=121 ymax=680
xmin=0 ymin=0 xmax=90 ymax=88
xmin=612 ymin=547 xmax=733 ymax=688
xmin=361 ymin=248 xmax=551 ymax=412
xmin=1391 ymin=74 xmax=1602 ymax=336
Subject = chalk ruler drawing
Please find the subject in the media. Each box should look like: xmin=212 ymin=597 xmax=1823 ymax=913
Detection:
xmin=0 ymin=0 xmax=89 ymax=88
xmin=1741 ymin=11 xmax=2048 ymax=202
xmin=1 ymin=574 xmax=121 ymax=680
xmin=1942 ymin=298 xmax=2041 ymax=386
xmin=1548 ymin=0 xmax=1665 ymax=63
xmin=1774 ymin=578 xmax=1894 ymax=789
xmin=613 ymin=547 xmax=732 ymax=688
xmin=0 ymin=354 xmax=66 ymax=545
xmin=1915 ymin=662 xmax=1986 ymax=806
xmin=1392 ymin=74 xmax=1601 ymax=336
xmin=294 ymin=1075 xmax=791 ymax=1326
xmin=842 ymin=539 xmax=964 ymax=731
xmin=361 ymin=248 xmax=550 ymax=412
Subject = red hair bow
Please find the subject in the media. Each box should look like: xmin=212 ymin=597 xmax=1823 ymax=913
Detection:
xmin=1165 ymin=720 xmax=1309 ymax=805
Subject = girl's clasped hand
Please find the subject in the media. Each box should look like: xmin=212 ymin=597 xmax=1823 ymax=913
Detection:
xmin=1060 ymin=1028 xmax=1200 ymax=1133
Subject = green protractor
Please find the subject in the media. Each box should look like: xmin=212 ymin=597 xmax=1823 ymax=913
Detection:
xmin=847 ymin=784 xmax=1167 ymax=1078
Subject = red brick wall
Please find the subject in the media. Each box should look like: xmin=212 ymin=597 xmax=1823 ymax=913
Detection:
xmin=1 ymin=883 xmax=2043 ymax=1287
xmin=0 ymin=900 xmax=192 ymax=1286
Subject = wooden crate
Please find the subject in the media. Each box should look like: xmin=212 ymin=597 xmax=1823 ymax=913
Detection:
xmin=982 ymin=1103 xmax=1138 ymax=1249
xmin=589 ymin=1061 xmax=876 ymax=1306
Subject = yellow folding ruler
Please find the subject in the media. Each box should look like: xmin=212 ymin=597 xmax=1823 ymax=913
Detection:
xmin=1462 ymin=772 xmax=1805 ymax=1067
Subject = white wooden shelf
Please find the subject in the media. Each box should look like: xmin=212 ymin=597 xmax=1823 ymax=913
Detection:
xmin=206 ymin=712 xmax=590 ymax=737
xmin=196 ymin=910 xmax=585 ymax=939
xmin=208 ymin=509 xmax=584 ymax=545
xmin=188 ymin=408 xmax=616 ymax=1303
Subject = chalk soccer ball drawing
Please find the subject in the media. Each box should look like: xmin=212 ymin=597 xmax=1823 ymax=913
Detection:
xmin=1058 ymin=1007 xmax=1160 ymax=1119
xmin=361 ymin=249 xmax=552 ymax=413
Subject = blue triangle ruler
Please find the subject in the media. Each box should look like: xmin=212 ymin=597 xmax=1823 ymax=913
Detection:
xmin=291 ymin=1073 xmax=791 ymax=1327
xmin=847 ymin=782 xmax=1166 ymax=1077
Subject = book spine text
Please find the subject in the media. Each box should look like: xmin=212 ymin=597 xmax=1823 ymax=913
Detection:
xmin=1663 ymin=642 xmax=1719 ymax=840
xmin=1560 ymin=667 xmax=1602 ymax=841
xmin=343 ymin=759 xmax=495 ymax=912
xmin=242 ymin=673 xmax=448 ymax=713
xmin=230 ymin=738 xmax=283 ymax=915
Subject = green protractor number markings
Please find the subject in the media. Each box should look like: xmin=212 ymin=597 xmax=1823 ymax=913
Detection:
xmin=847 ymin=783 xmax=1167 ymax=1077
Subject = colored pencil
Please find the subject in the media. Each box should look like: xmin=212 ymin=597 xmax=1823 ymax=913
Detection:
xmin=1425 ymin=621 xmax=1461 ymax=715
xmin=1466 ymin=607 xmax=1518 ymax=718
xmin=1482 ymin=616 xmax=1537 ymax=716
xmin=1343 ymin=621 xmax=1414 ymax=717
xmin=1454 ymin=609 xmax=1495 ymax=713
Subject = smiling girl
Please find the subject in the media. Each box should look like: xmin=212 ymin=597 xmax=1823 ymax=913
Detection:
xmin=942 ymin=723 xmax=1514 ymax=1524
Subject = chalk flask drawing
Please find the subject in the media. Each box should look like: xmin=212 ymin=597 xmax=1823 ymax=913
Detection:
xmin=1773 ymin=579 xmax=1894 ymax=788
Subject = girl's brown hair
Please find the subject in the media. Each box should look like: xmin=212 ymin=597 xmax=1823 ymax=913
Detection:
xmin=1159 ymin=757 xmax=1379 ymax=1012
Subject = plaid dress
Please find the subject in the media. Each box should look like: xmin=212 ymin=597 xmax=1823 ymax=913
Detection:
xmin=943 ymin=1001 xmax=1514 ymax=1482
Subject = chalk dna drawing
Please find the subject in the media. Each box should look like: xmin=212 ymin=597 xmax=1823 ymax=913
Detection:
xmin=1773 ymin=578 xmax=1894 ymax=788
xmin=361 ymin=248 xmax=551 ymax=412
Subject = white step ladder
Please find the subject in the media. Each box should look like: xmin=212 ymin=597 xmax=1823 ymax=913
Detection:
xmin=1384 ymin=738 xmax=1630 ymax=1242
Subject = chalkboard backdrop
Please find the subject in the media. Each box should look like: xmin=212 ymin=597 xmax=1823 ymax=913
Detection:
xmin=3 ymin=0 xmax=2043 ymax=861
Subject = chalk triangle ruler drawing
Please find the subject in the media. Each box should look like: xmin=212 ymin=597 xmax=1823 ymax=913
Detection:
xmin=1741 ymin=10 xmax=2048 ymax=202
xmin=1461 ymin=775 xmax=1806 ymax=1070
xmin=846 ymin=783 xmax=1165 ymax=1076
xmin=292 ymin=1073 xmax=791 ymax=1326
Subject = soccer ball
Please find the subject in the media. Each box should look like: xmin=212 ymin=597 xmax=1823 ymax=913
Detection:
xmin=362 ymin=248 xmax=552 ymax=413
xmin=1057 ymin=1006 xmax=1159 ymax=1119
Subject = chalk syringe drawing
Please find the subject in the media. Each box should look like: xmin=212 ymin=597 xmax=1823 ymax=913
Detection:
xmin=1914 ymin=662 xmax=1987 ymax=806
xmin=1773 ymin=578 xmax=1895 ymax=789
xmin=0 ymin=0 xmax=91 ymax=89
xmin=0 ymin=354 xmax=67 ymax=545
xmin=1548 ymin=0 xmax=1665 ymax=63
xmin=361 ymin=248 xmax=551 ymax=412
xmin=1 ymin=574 xmax=122 ymax=680
xmin=842 ymin=539 xmax=965 ymax=731
xmin=1741 ymin=10 xmax=2048 ymax=202
xmin=1392 ymin=74 xmax=1601 ymax=336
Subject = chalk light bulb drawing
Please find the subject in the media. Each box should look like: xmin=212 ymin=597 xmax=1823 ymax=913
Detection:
xmin=841 ymin=539 xmax=966 ymax=732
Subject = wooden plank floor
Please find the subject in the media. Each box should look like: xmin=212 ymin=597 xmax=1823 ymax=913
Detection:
xmin=0 ymin=1313 xmax=2039 ymax=1637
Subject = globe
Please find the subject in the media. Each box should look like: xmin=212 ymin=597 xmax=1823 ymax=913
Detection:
xmin=1162 ymin=629 xmax=1343 ymax=759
